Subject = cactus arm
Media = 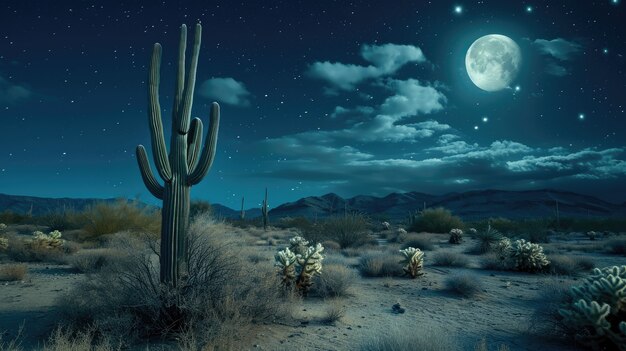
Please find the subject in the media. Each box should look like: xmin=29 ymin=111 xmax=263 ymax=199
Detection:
xmin=177 ymin=23 xmax=202 ymax=134
xmin=136 ymin=145 xmax=165 ymax=199
xmin=187 ymin=102 xmax=220 ymax=185
xmin=173 ymin=24 xmax=187 ymax=118
xmin=187 ymin=117 xmax=203 ymax=170
xmin=148 ymin=43 xmax=172 ymax=182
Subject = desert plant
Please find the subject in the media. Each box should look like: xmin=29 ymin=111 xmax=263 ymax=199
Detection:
xmin=547 ymin=255 xmax=595 ymax=276
xmin=449 ymin=228 xmax=463 ymax=244
xmin=135 ymin=23 xmax=220 ymax=287
xmin=189 ymin=199 xmax=212 ymax=219
xmin=358 ymin=253 xmax=404 ymax=277
xmin=605 ymin=237 xmax=626 ymax=256
xmin=261 ymin=188 xmax=269 ymax=231
xmin=409 ymin=207 xmax=464 ymax=234
xmin=32 ymin=230 xmax=63 ymax=249
xmin=320 ymin=212 xmax=370 ymax=248
xmin=0 ymin=223 xmax=6 ymax=231
xmin=473 ymin=225 xmax=504 ymax=254
xmin=445 ymin=273 xmax=483 ymax=297
xmin=78 ymin=200 xmax=160 ymax=241
xmin=321 ymin=301 xmax=346 ymax=325
xmin=559 ymin=265 xmax=626 ymax=350
xmin=509 ymin=239 xmax=550 ymax=272
xmin=586 ymin=231 xmax=599 ymax=241
xmin=399 ymin=233 xmax=435 ymax=251
xmin=432 ymin=251 xmax=470 ymax=267
xmin=360 ymin=326 xmax=459 ymax=351
xmin=399 ymin=247 xmax=424 ymax=278
xmin=0 ymin=263 xmax=28 ymax=281
xmin=67 ymin=249 xmax=125 ymax=273
xmin=0 ymin=237 xmax=7 ymax=251
xmin=311 ymin=264 xmax=357 ymax=298
xmin=275 ymin=236 xmax=324 ymax=296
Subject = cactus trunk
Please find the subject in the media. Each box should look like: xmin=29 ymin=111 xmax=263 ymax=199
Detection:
xmin=136 ymin=23 xmax=220 ymax=287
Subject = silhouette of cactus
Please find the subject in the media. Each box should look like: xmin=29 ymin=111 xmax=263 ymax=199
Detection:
xmin=240 ymin=196 xmax=245 ymax=220
xmin=262 ymin=188 xmax=269 ymax=231
xmin=136 ymin=23 xmax=220 ymax=286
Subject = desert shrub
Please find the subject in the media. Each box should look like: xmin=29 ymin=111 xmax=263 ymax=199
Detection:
xmin=399 ymin=247 xmax=424 ymax=278
xmin=605 ymin=237 xmax=626 ymax=256
xmin=311 ymin=263 xmax=357 ymax=298
xmin=67 ymin=249 xmax=126 ymax=273
xmin=409 ymin=207 xmax=464 ymax=234
xmin=547 ymin=255 xmax=595 ymax=276
xmin=509 ymin=239 xmax=550 ymax=272
xmin=319 ymin=213 xmax=370 ymax=248
xmin=481 ymin=253 xmax=509 ymax=271
xmin=77 ymin=199 xmax=160 ymax=241
xmin=43 ymin=327 xmax=122 ymax=351
xmin=431 ymin=251 xmax=470 ymax=267
xmin=449 ymin=228 xmax=463 ymax=244
xmin=5 ymin=234 xmax=65 ymax=263
xmin=0 ymin=325 xmax=23 ymax=351
xmin=559 ymin=265 xmax=626 ymax=350
xmin=529 ymin=279 xmax=574 ymax=336
xmin=399 ymin=233 xmax=434 ymax=251
xmin=189 ymin=199 xmax=212 ymax=219
xmin=358 ymin=253 xmax=404 ymax=277
xmin=0 ymin=263 xmax=28 ymax=281
xmin=521 ymin=229 xmax=551 ymax=244
xmin=360 ymin=326 xmax=459 ymax=351
xmin=0 ymin=237 xmax=7 ymax=251
xmin=320 ymin=240 xmax=341 ymax=251
xmin=36 ymin=208 xmax=82 ymax=232
xmin=58 ymin=214 xmax=285 ymax=347
xmin=487 ymin=217 xmax=518 ymax=235
xmin=445 ymin=273 xmax=483 ymax=298
xmin=0 ymin=210 xmax=30 ymax=225
xmin=472 ymin=225 xmax=504 ymax=254
xmin=321 ymin=301 xmax=346 ymax=325
xmin=275 ymin=216 xmax=315 ymax=232
xmin=275 ymin=236 xmax=325 ymax=296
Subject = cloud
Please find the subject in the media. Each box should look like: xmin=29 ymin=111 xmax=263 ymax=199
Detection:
xmin=0 ymin=74 xmax=32 ymax=103
xmin=379 ymin=79 xmax=446 ymax=118
xmin=545 ymin=62 xmax=568 ymax=76
xmin=307 ymin=44 xmax=427 ymax=90
xmin=533 ymin=38 xmax=582 ymax=60
xmin=198 ymin=77 xmax=251 ymax=106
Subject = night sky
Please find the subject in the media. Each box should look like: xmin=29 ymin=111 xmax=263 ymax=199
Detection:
xmin=0 ymin=1 xmax=625 ymax=209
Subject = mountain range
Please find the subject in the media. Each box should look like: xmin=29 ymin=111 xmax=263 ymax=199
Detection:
xmin=3 ymin=189 xmax=623 ymax=222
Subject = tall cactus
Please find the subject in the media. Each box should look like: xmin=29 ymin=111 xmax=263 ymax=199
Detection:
xmin=262 ymin=188 xmax=269 ymax=231
xmin=136 ymin=23 xmax=220 ymax=287
xmin=240 ymin=196 xmax=245 ymax=220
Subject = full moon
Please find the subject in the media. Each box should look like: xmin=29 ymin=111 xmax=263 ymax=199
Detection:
xmin=465 ymin=34 xmax=521 ymax=92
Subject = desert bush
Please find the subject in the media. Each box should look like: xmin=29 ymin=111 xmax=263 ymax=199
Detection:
xmin=189 ymin=199 xmax=212 ymax=219
xmin=399 ymin=247 xmax=424 ymax=278
xmin=431 ymin=251 xmax=470 ymax=267
xmin=445 ymin=273 xmax=483 ymax=298
xmin=321 ymin=301 xmax=346 ymax=325
xmin=43 ymin=327 xmax=122 ymax=351
xmin=320 ymin=240 xmax=341 ymax=251
xmin=0 ymin=237 xmax=7 ymax=251
xmin=547 ymin=255 xmax=595 ymax=276
xmin=449 ymin=228 xmax=463 ymax=244
xmin=275 ymin=236 xmax=325 ymax=296
xmin=66 ymin=249 xmax=125 ymax=273
xmin=399 ymin=233 xmax=434 ymax=251
xmin=58 ymin=214 xmax=285 ymax=347
xmin=0 ymin=263 xmax=28 ymax=281
xmin=529 ymin=278 xmax=574 ymax=337
xmin=510 ymin=239 xmax=550 ymax=272
xmin=559 ymin=265 xmax=626 ymax=350
xmin=360 ymin=326 xmax=459 ymax=351
xmin=472 ymin=225 xmax=504 ymax=254
xmin=0 ymin=210 xmax=30 ymax=225
xmin=36 ymin=208 xmax=82 ymax=232
xmin=0 ymin=325 xmax=23 ymax=351
xmin=311 ymin=263 xmax=357 ymax=298
xmin=319 ymin=212 xmax=370 ymax=248
xmin=481 ymin=253 xmax=509 ymax=271
xmin=409 ymin=207 xmax=464 ymax=234
xmin=5 ymin=234 xmax=65 ymax=263
xmin=77 ymin=199 xmax=160 ymax=241
xmin=358 ymin=253 xmax=404 ymax=277
xmin=604 ymin=237 xmax=626 ymax=256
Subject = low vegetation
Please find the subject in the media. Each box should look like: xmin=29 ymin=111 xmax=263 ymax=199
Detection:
xmin=431 ymin=252 xmax=470 ymax=268
xmin=445 ymin=273 xmax=484 ymax=298
xmin=408 ymin=207 xmax=464 ymax=234
xmin=358 ymin=252 xmax=404 ymax=277
xmin=0 ymin=263 xmax=28 ymax=281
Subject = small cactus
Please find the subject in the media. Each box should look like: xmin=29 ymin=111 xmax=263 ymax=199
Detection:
xmin=275 ymin=247 xmax=297 ymax=290
xmin=0 ymin=223 xmax=7 ymax=231
xmin=449 ymin=228 xmax=463 ymax=244
xmin=399 ymin=247 xmax=424 ymax=278
xmin=509 ymin=239 xmax=549 ymax=272
xmin=289 ymin=235 xmax=309 ymax=256
xmin=0 ymin=237 xmax=8 ymax=251
xmin=586 ymin=231 xmax=598 ymax=241
xmin=32 ymin=230 xmax=63 ymax=249
xmin=275 ymin=236 xmax=324 ymax=296
xmin=381 ymin=222 xmax=391 ymax=230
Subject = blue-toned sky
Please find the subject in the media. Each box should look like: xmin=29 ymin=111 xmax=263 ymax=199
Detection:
xmin=0 ymin=0 xmax=624 ymax=208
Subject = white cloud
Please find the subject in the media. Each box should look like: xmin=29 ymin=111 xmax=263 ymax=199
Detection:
xmin=198 ymin=77 xmax=251 ymax=106
xmin=533 ymin=38 xmax=582 ymax=61
xmin=0 ymin=74 xmax=31 ymax=103
xmin=307 ymin=44 xmax=427 ymax=91
xmin=379 ymin=79 xmax=446 ymax=118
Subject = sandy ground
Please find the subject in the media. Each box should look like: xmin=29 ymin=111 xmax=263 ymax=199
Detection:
xmin=1 ymin=228 xmax=625 ymax=350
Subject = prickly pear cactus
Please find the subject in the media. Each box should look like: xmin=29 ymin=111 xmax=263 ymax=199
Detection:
xmin=399 ymin=247 xmax=424 ymax=278
xmin=509 ymin=239 xmax=549 ymax=272
xmin=449 ymin=228 xmax=463 ymax=244
xmin=559 ymin=265 xmax=626 ymax=350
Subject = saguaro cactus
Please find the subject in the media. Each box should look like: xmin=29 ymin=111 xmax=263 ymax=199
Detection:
xmin=262 ymin=188 xmax=269 ymax=231
xmin=240 ymin=196 xmax=245 ymax=220
xmin=136 ymin=23 xmax=220 ymax=287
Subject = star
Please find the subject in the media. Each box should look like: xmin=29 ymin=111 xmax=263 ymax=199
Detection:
xmin=474 ymin=125 xmax=479 ymax=130
xmin=578 ymin=113 xmax=585 ymax=120
xmin=454 ymin=5 xmax=463 ymax=14
xmin=482 ymin=117 xmax=489 ymax=123
xmin=525 ymin=6 xmax=533 ymax=13
xmin=603 ymin=48 xmax=609 ymax=54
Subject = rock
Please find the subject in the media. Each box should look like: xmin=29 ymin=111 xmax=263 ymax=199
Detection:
xmin=392 ymin=303 xmax=405 ymax=314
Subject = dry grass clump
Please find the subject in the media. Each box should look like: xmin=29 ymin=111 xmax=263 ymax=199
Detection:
xmin=546 ymin=254 xmax=595 ymax=276
xmin=5 ymin=235 xmax=66 ymax=263
xmin=358 ymin=253 xmax=404 ymax=277
xmin=360 ymin=326 xmax=459 ymax=351
xmin=76 ymin=199 xmax=161 ymax=241
xmin=57 ymin=214 xmax=286 ymax=348
xmin=481 ymin=253 xmax=509 ymax=271
xmin=528 ymin=278 xmax=574 ymax=337
xmin=321 ymin=240 xmax=341 ymax=251
xmin=0 ymin=263 xmax=28 ymax=281
xmin=42 ymin=327 xmax=122 ymax=351
xmin=320 ymin=301 xmax=346 ymax=325
xmin=444 ymin=273 xmax=484 ymax=298
xmin=408 ymin=207 xmax=464 ymax=234
xmin=604 ymin=237 xmax=626 ymax=255
xmin=317 ymin=213 xmax=371 ymax=248
xmin=311 ymin=263 xmax=357 ymax=298
xmin=431 ymin=251 xmax=470 ymax=267
xmin=399 ymin=233 xmax=435 ymax=251
xmin=66 ymin=249 xmax=126 ymax=273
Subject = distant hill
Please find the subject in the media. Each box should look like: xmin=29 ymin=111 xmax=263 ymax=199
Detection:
xmin=2 ymin=189 xmax=625 ymax=222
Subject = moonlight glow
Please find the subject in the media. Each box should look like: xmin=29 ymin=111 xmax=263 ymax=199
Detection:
xmin=465 ymin=34 xmax=522 ymax=92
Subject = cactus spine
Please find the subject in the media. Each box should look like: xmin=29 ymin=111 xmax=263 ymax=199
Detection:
xmin=136 ymin=23 xmax=220 ymax=287
xmin=262 ymin=188 xmax=269 ymax=231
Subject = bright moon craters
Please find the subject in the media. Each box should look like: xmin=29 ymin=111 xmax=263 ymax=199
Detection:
xmin=465 ymin=34 xmax=522 ymax=92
